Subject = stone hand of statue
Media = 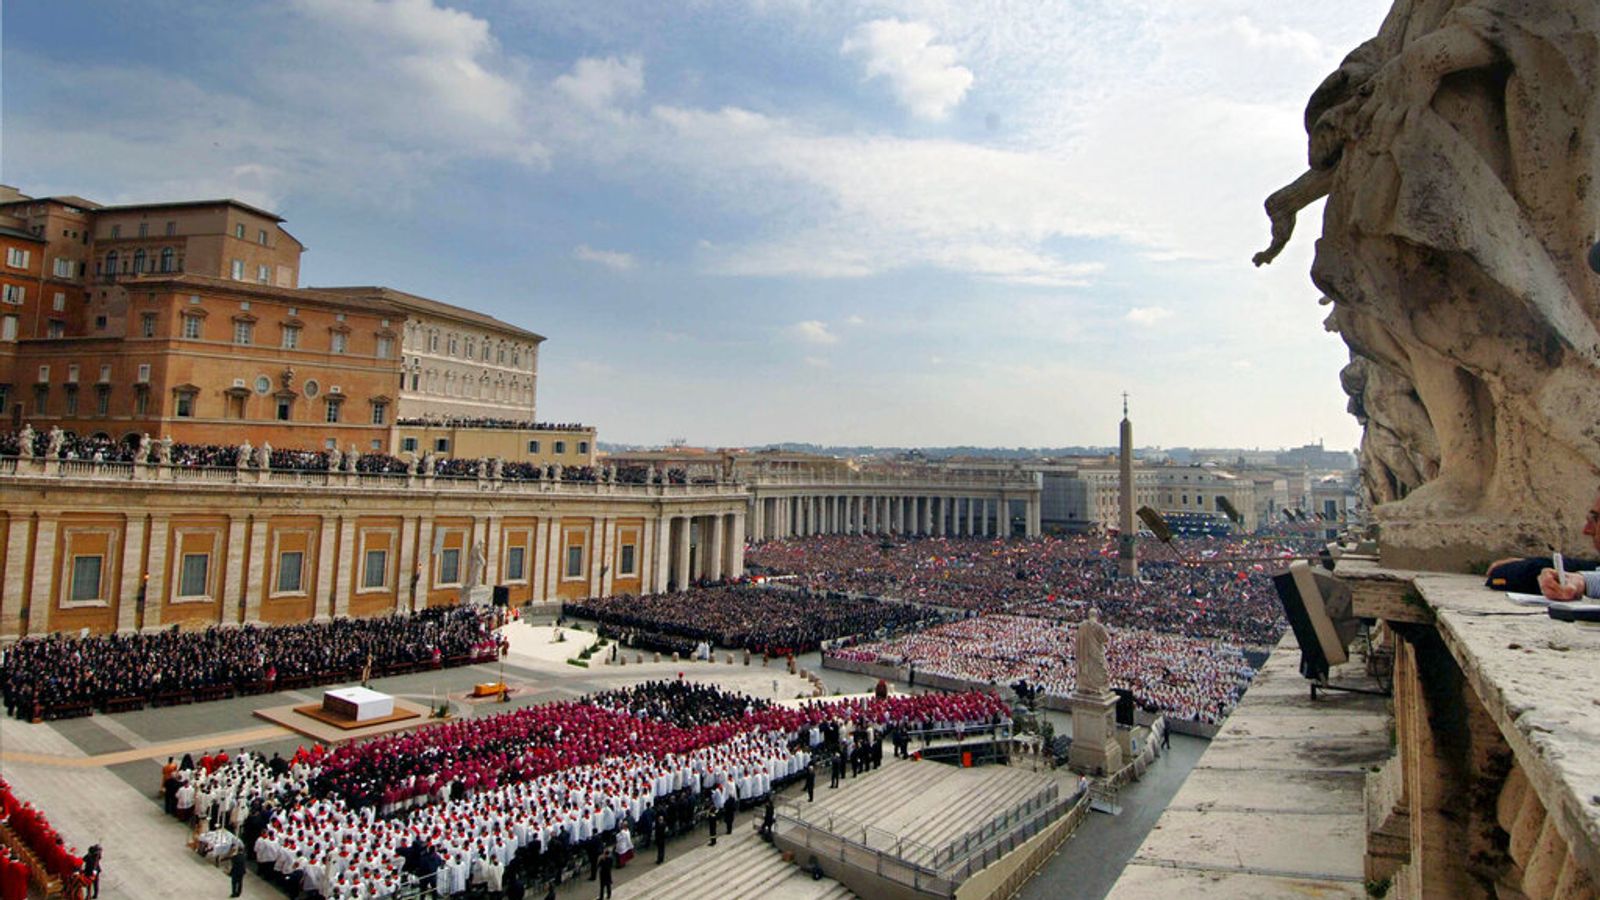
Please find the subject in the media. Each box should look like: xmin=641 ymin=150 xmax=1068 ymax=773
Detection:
xmin=1537 ymin=569 xmax=1586 ymax=602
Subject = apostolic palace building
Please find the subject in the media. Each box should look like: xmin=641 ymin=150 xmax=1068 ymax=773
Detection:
xmin=0 ymin=186 xmax=1041 ymax=642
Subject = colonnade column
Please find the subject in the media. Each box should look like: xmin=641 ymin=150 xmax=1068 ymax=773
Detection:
xmin=673 ymin=516 xmax=692 ymax=592
xmin=653 ymin=517 xmax=671 ymax=594
xmin=729 ymin=512 xmax=746 ymax=577
xmin=708 ymin=514 xmax=725 ymax=582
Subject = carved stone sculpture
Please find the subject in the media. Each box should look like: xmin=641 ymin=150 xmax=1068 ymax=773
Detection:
xmin=1256 ymin=0 xmax=1600 ymax=565
xmin=1073 ymin=608 xmax=1110 ymax=697
xmin=132 ymin=433 xmax=150 ymax=465
xmin=17 ymin=424 xmax=35 ymax=460
xmin=257 ymin=442 xmax=273 ymax=470
xmin=466 ymin=541 xmax=486 ymax=588
xmin=158 ymin=435 xmax=173 ymax=466
xmin=45 ymin=427 xmax=64 ymax=459
xmin=345 ymin=445 xmax=359 ymax=473
xmin=237 ymin=441 xmax=252 ymax=470
xmin=405 ymin=452 xmax=419 ymax=476
xmin=326 ymin=445 xmax=343 ymax=472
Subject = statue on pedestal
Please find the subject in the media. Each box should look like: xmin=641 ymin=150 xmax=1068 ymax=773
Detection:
xmin=157 ymin=435 xmax=174 ymax=466
xmin=327 ymin=445 xmax=343 ymax=472
xmin=345 ymin=445 xmax=359 ymax=473
xmin=1074 ymin=608 xmax=1110 ymax=697
xmin=257 ymin=442 xmax=273 ymax=470
xmin=237 ymin=441 xmax=252 ymax=470
xmin=132 ymin=433 xmax=150 ymax=465
xmin=466 ymin=541 xmax=487 ymax=589
xmin=16 ymin=424 xmax=35 ymax=460
xmin=46 ymin=427 xmax=65 ymax=459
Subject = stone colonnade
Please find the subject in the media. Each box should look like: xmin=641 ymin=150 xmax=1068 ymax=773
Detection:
xmin=748 ymin=491 xmax=1042 ymax=542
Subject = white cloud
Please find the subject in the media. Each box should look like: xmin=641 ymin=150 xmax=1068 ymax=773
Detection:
xmin=803 ymin=356 xmax=831 ymax=368
xmin=574 ymin=244 xmax=637 ymax=271
xmin=788 ymin=320 xmax=839 ymax=344
xmin=555 ymin=56 xmax=644 ymax=110
xmin=841 ymin=19 xmax=973 ymax=120
xmin=1125 ymin=307 xmax=1173 ymax=326
xmin=844 ymin=315 xmax=865 ymax=325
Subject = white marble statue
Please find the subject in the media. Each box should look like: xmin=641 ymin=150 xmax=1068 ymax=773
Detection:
xmin=1074 ymin=608 xmax=1110 ymax=697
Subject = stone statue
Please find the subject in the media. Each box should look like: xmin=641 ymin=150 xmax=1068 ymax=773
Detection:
xmin=465 ymin=541 xmax=487 ymax=588
xmin=488 ymin=457 xmax=503 ymax=480
xmin=45 ymin=427 xmax=64 ymax=459
xmin=132 ymin=433 xmax=150 ymax=465
xmin=237 ymin=441 xmax=252 ymax=470
xmin=1255 ymin=0 xmax=1600 ymax=561
xmin=326 ymin=444 xmax=343 ymax=472
xmin=405 ymin=452 xmax=419 ymax=476
xmin=257 ymin=442 xmax=273 ymax=470
xmin=421 ymin=450 xmax=435 ymax=475
xmin=157 ymin=435 xmax=173 ymax=466
xmin=552 ymin=464 xmax=563 ymax=483
xmin=16 ymin=424 xmax=35 ymax=460
xmin=345 ymin=445 xmax=359 ymax=473
xmin=1074 ymin=608 xmax=1110 ymax=697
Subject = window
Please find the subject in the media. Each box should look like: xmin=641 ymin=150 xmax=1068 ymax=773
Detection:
xmin=234 ymin=320 xmax=254 ymax=345
xmin=71 ymin=556 xmax=102 ymax=602
xmin=375 ymin=335 xmax=392 ymax=359
xmin=66 ymin=364 xmax=78 ymax=383
xmin=497 ymin=346 xmax=506 ymax=364
xmin=179 ymin=553 xmax=209 ymax=597
xmin=371 ymin=401 xmax=387 ymax=425
xmin=110 ymin=225 xmax=121 ymax=238
xmin=433 ymin=438 xmax=450 ymax=453
xmin=52 ymin=292 xmax=64 ymax=311
xmin=141 ymin=313 xmax=158 ymax=338
xmin=401 ymin=437 xmax=418 ymax=452
xmin=324 ymin=399 xmax=342 ymax=423
xmin=47 ymin=320 xmax=65 ymax=339
xmin=137 ymin=364 xmax=151 ymax=383
xmin=137 ymin=223 xmax=148 ymax=238
xmin=64 ymin=387 xmax=78 ymax=416
xmin=565 ymin=545 xmax=584 ymax=579
xmin=0 ymin=316 xmax=14 ymax=341
xmin=619 ymin=544 xmax=637 ymax=576
xmin=578 ymin=441 xmax=589 ymax=455
xmin=527 ymin=440 xmax=540 ymax=454
xmin=99 ymin=364 xmax=111 ymax=382
xmin=134 ymin=387 xmax=148 ymax=416
xmin=331 ymin=331 xmax=347 ymax=354
xmin=2 ymin=284 xmax=25 ymax=304
xmin=276 ymin=551 xmax=304 ymax=593
xmin=175 ymin=391 xmax=195 ymax=418
xmin=52 ymin=258 xmax=72 ymax=277
xmin=439 ymin=548 xmax=460 ymax=584
xmin=5 ymin=248 xmax=30 ymax=268
xmin=94 ymin=387 xmax=109 ymax=416
xmin=449 ymin=335 xmax=458 ymax=356
xmin=428 ymin=331 xmax=439 ymax=352
xmin=257 ymin=264 xmax=270 ymax=283
xmin=281 ymin=325 xmax=300 ymax=349
xmin=160 ymin=247 xmax=174 ymax=272
xmin=554 ymin=441 xmax=566 ymax=454
xmin=133 ymin=248 xmax=146 ymax=274
xmin=32 ymin=385 xmax=47 ymax=415
xmin=276 ymin=397 xmax=292 ymax=421
xmin=234 ymin=223 xmax=245 ymax=239
xmin=37 ymin=365 xmax=49 ymax=383
xmin=258 ymin=229 xmax=268 ymax=245
xmin=506 ymin=546 xmax=526 ymax=581
xmin=254 ymin=375 xmax=270 ymax=394
xmin=230 ymin=259 xmax=244 ymax=280
xmin=165 ymin=221 xmax=176 ymax=237
xmin=182 ymin=315 xmax=202 ymax=339
xmin=94 ymin=315 xmax=107 ymax=330
xmin=363 ymin=550 xmax=387 ymax=589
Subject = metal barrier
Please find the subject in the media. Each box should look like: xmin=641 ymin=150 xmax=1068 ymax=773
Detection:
xmin=775 ymin=801 xmax=956 ymax=897
xmin=927 ymin=781 xmax=1059 ymax=870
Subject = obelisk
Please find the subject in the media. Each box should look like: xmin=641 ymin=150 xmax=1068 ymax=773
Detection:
xmin=1117 ymin=394 xmax=1138 ymax=578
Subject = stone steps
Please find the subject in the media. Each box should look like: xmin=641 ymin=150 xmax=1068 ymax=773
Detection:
xmin=619 ymin=827 xmax=855 ymax=900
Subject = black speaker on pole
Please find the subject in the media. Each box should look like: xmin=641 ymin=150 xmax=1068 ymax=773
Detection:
xmin=1113 ymin=688 xmax=1136 ymax=726
xmin=492 ymin=585 xmax=510 ymax=607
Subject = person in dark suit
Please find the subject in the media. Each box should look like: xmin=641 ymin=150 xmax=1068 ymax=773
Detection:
xmin=803 ymin=763 xmax=815 ymax=802
xmin=597 ymin=848 xmax=614 ymax=900
xmin=654 ymin=813 xmax=668 ymax=864
xmin=830 ymin=752 xmax=842 ymax=789
xmin=228 ymin=847 xmax=247 ymax=898
xmin=722 ymin=796 xmax=736 ymax=835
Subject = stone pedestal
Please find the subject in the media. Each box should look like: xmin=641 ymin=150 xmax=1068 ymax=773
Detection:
xmin=464 ymin=586 xmax=493 ymax=606
xmin=1068 ymin=690 xmax=1124 ymax=775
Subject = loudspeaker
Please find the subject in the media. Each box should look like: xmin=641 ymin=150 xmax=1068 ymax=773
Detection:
xmin=1272 ymin=561 xmax=1359 ymax=682
xmin=1113 ymin=688 xmax=1136 ymax=726
xmin=492 ymin=585 xmax=510 ymax=607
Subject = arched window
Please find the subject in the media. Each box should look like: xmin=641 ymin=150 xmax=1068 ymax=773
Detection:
xmin=159 ymin=247 xmax=174 ymax=273
xmin=133 ymin=249 xmax=146 ymax=273
xmin=105 ymin=251 xmax=118 ymax=274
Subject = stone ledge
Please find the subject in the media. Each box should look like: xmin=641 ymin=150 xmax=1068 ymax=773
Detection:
xmin=1338 ymin=560 xmax=1600 ymax=888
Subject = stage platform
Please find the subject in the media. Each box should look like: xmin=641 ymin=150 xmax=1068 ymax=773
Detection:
xmin=253 ymin=697 xmax=432 ymax=744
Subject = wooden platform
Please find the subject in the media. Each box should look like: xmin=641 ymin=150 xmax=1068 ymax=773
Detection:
xmin=252 ymin=697 xmax=433 ymax=744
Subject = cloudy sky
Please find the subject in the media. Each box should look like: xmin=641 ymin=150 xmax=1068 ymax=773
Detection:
xmin=1 ymin=0 xmax=1389 ymax=450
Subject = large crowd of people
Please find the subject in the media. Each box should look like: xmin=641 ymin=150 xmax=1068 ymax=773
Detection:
xmin=0 ymin=776 xmax=93 ymax=898
xmin=170 ymin=681 xmax=1009 ymax=898
xmin=747 ymin=534 xmax=1306 ymax=646
xmin=0 ymin=608 xmax=497 ymax=720
xmin=828 ymin=614 xmax=1255 ymax=725
xmin=566 ymin=585 xmax=943 ymax=656
xmin=395 ymin=417 xmax=589 ymax=432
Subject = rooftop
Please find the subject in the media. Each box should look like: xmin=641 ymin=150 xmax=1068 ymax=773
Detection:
xmin=313 ymin=285 xmax=545 ymax=343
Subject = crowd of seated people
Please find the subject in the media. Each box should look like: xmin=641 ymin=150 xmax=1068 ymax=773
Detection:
xmin=566 ymin=585 xmax=943 ymax=657
xmin=828 ymin=613 xmax=1256 ymax=725
xmin=168 ymin=681 xmax=1008 ymax=898
xmin=0 ymin=607 xmax=496 ymax=721
xmin=747 ymin=534 xmax=1310 ymax=646
xmin=0 ymin=776 xmax=90 ymax=894
xmin=395 ymin=417 xmax=590 ymax=432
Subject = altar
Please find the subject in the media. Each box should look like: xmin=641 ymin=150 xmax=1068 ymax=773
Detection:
xmin=322 ymin=686 xmax=395 ymax=723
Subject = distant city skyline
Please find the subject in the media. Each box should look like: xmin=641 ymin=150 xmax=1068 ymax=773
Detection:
xmin=1 ymin=1 xmax=1389 ymax=449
